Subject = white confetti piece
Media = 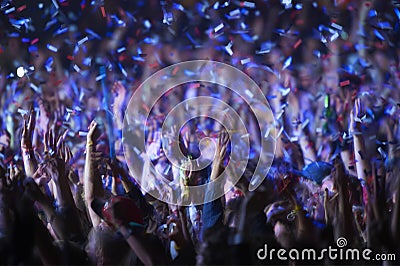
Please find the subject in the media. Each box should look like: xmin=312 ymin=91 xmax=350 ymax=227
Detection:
xmin=73 ymin=64 xmax=81 ymax=73
xmin=46 ymin=44 xmax=58 ymax=52
xmin=225 ymin=41 xmax=233 ymax=56
xmin=282 ymin=56 xmax=292 ymax=70
xmin=77 ymin=36 xmax=89 ymax=46
xmin=78 ymin=131 xmax=88 ymax=137
xmin=214 ymin=23 xmax=224 ymax=32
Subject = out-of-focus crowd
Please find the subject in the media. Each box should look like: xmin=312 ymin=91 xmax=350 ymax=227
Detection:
xmin=0 ymin=0 xmax=400 ymax=264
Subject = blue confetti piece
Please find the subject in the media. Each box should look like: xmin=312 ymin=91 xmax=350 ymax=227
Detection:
xmin=82 ymin=57 xmax=92 ymax=66
xmin=172 ymin=3 xmax=185 ymax=11
xmin=240 ymin=33 xmax=254 ymax=42
xmin=374 ymin=29 xmax=385 ymax=40
xmin=185 ymin=32 xmax=197 ymax=45
xmin=54 ymin=27 xmax=68 ymax=36
xmin=184 ymin=70 xmax=196 ymax=76
xmin=229 ymin=8 xmax=240 ymax=17
xmin=295 ymin=3 xmax=302 ymax=9
xmin=143 ymin=37 xmax=157 ymax=44
xmin=118 ymin=63 xmax=127 ymax=77
xmin=132 ymin=56 xmax=145 ymax=62
xmin=44 ymin=57 xmax=54 ymax=72
xmin=85 ymin=29 xmax=102 ymax=40
xmin=395 ymin=8 xmax=400 ymax=21
xmin=368 ymin=9 xmax=377 ymax=17
xmin=213 ymin=1 xmax=219 ymax=9
xmin=45 ymin=18 xmax=58 ymax=31
xmin=377 ymin=22 xmax=392 ymax=30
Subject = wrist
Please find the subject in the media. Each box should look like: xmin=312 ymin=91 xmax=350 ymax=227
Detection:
xmin=21 ymin=141 xmax=32 ymax=149
xmin=118 ymin=222 xmax=144 ymax=239
xmin=87 ymin=139 xmax=94 ymax=147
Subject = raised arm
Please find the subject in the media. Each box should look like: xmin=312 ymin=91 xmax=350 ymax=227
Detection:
xmin=83 ymin=121 xmax=103 ymax=227
xmin=350 ymin=98 xmax=372 ymax=188
xmin=21 ymin=109 xmax=38 ymax=178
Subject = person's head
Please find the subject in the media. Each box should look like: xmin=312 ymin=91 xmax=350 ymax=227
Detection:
xmin=264 ymin=201 xmax=296 ymax=249
xmin=85 ymin=223 xmax=131 ymax=265
xmin=197 ymin=225 xmax=229 ymax=265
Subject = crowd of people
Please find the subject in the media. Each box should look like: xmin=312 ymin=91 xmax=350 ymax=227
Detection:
xmin=0 ymin=0 xmax=400 ymax=265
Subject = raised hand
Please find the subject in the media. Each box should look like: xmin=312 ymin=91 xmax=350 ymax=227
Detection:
xmin=216 ymin=130 xmax=229 ymax=162
xmin=349 ymin=98 xmax=364 ymax=135
xmin=37 ymin=99 xmax=50 ymax=136
xmin=113 ymin=81 xmax=127 ymax=131
xmin=209 ymin=131 xmax=229 ymax=182
xmin=87 ymin=120 xmax=99 ymax=146
xmin=21 ymin=108 xmax=36 ymax=149
xmin=166 ymin=214 xmax=186 ymax=248
xmin=21 ymin=108 xmax=38 ymax=178
xmin=112 ymin=81 xmax=127 ymax=109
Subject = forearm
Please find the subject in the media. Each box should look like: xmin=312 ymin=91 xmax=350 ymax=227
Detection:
xmin=340 ymin=149 xmax=357 ymax=176
xmin=353 ymin=135 xmax=371 ymax=187
xmin=34 ymin=216 xmax=61 ymax=265
xmin=120 ymin=226 xmax=168 ymax=265
xmin=21 ymin=146 xmax=37 ymax=177
xmin=120 ymin=172 xmax=134 ymax=193
xmin=83 ymin=143 xmax=101 ymax=226
xmin=178 ymin=208 xmax=192 ymax=246
xmin=299 ymin=135 xmax=317 ymax=163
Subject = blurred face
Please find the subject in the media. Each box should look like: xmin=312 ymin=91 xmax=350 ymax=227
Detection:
xmin=274 ymin=221 xmax=294 ymax=248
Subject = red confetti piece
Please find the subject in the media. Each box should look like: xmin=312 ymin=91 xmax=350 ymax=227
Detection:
xmin=67 ymin=55 xmax=74 ymax=60
xmin=31 ymin=38 xmax=39 ymax=45
xmin=149 ymin=63 xmax=159 ymax=69
xmin=340 ymin=80 xmax=350 ymax=87
xmin=142 ymin=103 xmax=150 ymax=113
xmin=100 ymin=6 xmax=106 ymax=18
xmin=293 ymin=39 xmax=302 ymax=49
xmin=172 ymin=66 xmax=179 ymax=75
xmin=17 ymin=5 xmax=26 ymax=12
